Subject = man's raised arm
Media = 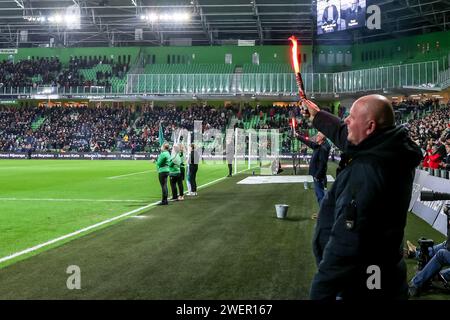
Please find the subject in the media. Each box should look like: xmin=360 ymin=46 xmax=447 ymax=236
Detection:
xmin=303 ymin=99 xmax=348 ymax=151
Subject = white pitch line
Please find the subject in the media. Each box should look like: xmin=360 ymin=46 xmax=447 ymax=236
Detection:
xmin=107 ymin=170 xmax=154 ymax=179
xmin=0 ymin=198 xmax=145 ymax=203
xmin=0 ymin=167 xmax=252 ymax=265
xmin=0 ymin=201 xmax=158 ymax=264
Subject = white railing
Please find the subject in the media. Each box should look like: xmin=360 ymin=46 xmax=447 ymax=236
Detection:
xmin=126 ymin=60 xmax=440 ymax=95
xmin=438 ymin=67 xmax=450 ymax=90
xmin=0 ymin=60 xmax=442 ymax=97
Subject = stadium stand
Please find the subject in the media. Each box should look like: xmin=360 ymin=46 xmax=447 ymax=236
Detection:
xmin=1 ymin=98 xmax=447 ymax=156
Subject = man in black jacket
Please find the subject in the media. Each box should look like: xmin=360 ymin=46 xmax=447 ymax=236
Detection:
xmin=303 ymin=94 xmax=423 ymax=300
xmin=187 ymin=143 xmax=200 ymax=196
xmin=296 ymin=131 xmax=331 ymax=205
xmin=440 ymin=143 xmax=450 ymax=171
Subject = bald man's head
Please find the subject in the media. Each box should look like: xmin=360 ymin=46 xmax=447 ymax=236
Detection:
xmin=345 ymin=94 xmax=395 ymax=145
xmin=356 ymin=94 xmax=395 ymax=129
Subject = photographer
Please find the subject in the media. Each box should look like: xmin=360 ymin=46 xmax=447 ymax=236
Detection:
xmin=408 ymin=240 xmax=450 ymax=297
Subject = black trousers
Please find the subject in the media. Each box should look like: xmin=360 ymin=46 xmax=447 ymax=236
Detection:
xmin=188 ymin=164 xmax=198 ymax=192
xmin=180 ymin=166 xmax=185 ymax=181
xmin=170 ymin=174 xmax=184 ymax=199
xmin=158 ymin=172 xmax=169 ymax=204
xmin=228 ymin=163 xmax=232 ymax=176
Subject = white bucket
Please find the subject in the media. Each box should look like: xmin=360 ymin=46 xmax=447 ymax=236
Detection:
xmin=275 ymin=204 xmax=289 ymax=219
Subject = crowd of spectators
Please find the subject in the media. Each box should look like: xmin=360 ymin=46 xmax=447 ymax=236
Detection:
xmin=69 ymin=55 xmax=130 ymax=80
xmin=0 ymin=57 xmax=62 ymax=89
xmin=234 ymin=104 xmax=308 ymax=130
xmin=0 ymin=104 xmax=235 ymax=154
xmin=0 ymin=105 xmax=131 ymax=153
xmin=0 ymin=56 xmax=128 ymax=90
xmin=135 ymin=105 xmax=234 ymax=153
xmin=404 ymin=102 xmax=450 ymax=170
xmin=0 ymin=99 xmax=448 ymax=160
xmin=404 ymin=102 xmax=449 ymax=145
xmin=393 ymin=98 xmax=440 ymax=121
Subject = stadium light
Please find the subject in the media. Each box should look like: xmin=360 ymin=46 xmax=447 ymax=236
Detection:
xmin=24 ymin=4 xmax=80 ymax=29
xmin=140 ymin=12 xmax=190 ymax=23
xmin=24 ymin=12 xmax=80 ymax=29
xmin=48 ymin=15 xmax=63 ymax=23
xmin=25 ymin=16 xmax=47 ymax=22
xmin=65 ymin=14 xmax=78 ymax=24
xmin=46 ymin=12 xmax=80 ymax=29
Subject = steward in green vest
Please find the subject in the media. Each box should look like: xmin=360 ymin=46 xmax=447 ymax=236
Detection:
xmin=169 ymin=145 xmax=184 ymax=200
xmin=156 ymin=142 xmax=170 ymax=205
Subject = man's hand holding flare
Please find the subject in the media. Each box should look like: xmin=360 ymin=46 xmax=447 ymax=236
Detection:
xmin=301 ymin=99 xmax=320 ymax=120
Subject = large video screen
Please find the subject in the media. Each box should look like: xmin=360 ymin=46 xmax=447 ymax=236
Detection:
xmin=317 ymin=0 xmax=366 ymax=35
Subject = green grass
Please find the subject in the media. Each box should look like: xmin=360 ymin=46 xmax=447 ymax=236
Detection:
xmin=0 ymin=160 xmax=446 ymax=299
xmin=0 ymin=162 xmax=317 ymax=299
xmin=0 ymin=160 xmax=232 ymax=266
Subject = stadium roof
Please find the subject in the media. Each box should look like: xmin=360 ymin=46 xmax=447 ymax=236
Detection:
xmin=0 ymin=0 xmax=449 ymax=47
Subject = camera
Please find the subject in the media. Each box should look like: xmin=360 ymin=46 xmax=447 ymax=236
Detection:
xmin=420 ymin=191 xmax=450 ymax=202
xmin=417 ymin=238 xmax=435 ymax=271
xmin=418 ymin=191 xmax=450 ymax=249
xmin=420 ymin=192 xmax=450 ymax=251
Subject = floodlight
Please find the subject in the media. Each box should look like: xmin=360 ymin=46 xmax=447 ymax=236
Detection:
xmin=141 ymin=12 xmax=190 ymax=23
xmin=173 ymin=13 xmax=190 ymax=22
xmin=149 ymin=13 xmax=158 ymax=22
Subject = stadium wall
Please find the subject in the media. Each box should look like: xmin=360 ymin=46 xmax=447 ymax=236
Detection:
xmin=2 ymin=31 xmax=448 ymax=74
xmin=0 ymin=45 xmax=313 ymax=68
xmin=351 ymin=30 xmax=450 ymax=69
xmin=315 ymin=30 xmax=450 ymax=72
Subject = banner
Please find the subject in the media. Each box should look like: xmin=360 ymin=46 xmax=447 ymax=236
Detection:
xmin=410 ymin=169 xmax=450 ymax=236
xmin=0 ymin=49 xmax=18 ymax=54
xmin=0 ymin=152 xmax=155 ymax=160
xmin=0 ymin=152 xmax=336 ymax=160
xmin=409 ymin=169 xmax=429 ymax=211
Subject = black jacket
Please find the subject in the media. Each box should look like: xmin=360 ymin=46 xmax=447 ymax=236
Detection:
xmin=297 ymin=135 xmax=331 ymax=180
xmin=310 ymin=111 xmax=423 ymax=300
xmin=443 ymin=153 xmax=450 ymax=170
xmin=190 ymin=149 xmax=200 ymax=165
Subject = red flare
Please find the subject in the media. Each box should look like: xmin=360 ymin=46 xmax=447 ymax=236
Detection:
xmin=289 ymin=35 xmax=306 ymax=101
xmin=289 ymin=35 xmax=301 ymax=73
xmin=291 ymin=117 xmax=297 ymax=128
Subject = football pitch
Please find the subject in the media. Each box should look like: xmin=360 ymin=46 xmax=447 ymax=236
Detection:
xmin=0 ymin=159 xmax=249 ymax=266
xmin=0 ymin=159 xmax=446 ymax=299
